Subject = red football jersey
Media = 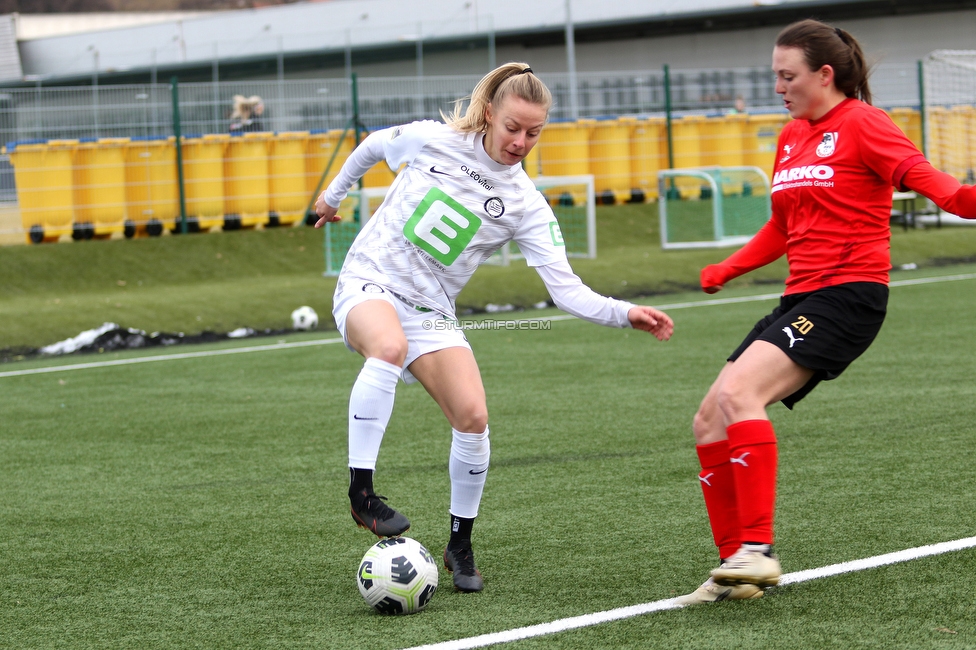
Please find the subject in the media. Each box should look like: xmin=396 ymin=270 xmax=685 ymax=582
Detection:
xmin=770 ymin=98 xmax=925 ymax=294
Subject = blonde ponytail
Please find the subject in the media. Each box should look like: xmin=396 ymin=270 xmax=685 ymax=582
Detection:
xmin=443 ymin=62 xmax=552 ymax=133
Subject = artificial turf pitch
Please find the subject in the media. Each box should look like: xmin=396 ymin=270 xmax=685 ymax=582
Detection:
xmin=1 ymin=269 xmax=974 ymax=649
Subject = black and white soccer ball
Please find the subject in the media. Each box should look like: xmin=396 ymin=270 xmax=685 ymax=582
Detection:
xmin=357 ymin=537 xmax=438 ymax=615
xmin=290 ymin=305 xmax=318 ymax=331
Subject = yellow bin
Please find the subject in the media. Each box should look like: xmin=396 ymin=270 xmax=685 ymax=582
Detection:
xmin=888 ymin=108 xmax=922 ymax=152
xmin=305 ymin=128 xmax=354 ymax=203
xmin=522 ymin=136 xmax=543 ymax=178
xmin=124 ymin=136 xmax=179 ymax=236
xmin=671 ymin=116 xmax=708 ymax=198
xmin=536 ymin=120 xmax=591 ymax=178
xmin=620 ymin=116 xmax=666 ymax=201
xmin=589 ymin=118 xmax=632 ymax=204
xmin=701 ymin=113 xmax=747 ymax=169
xmin=181 ymin=134 xmax=228 ymax=231
xmin=268 ymin=131 xmax=310 ymax=226
xmin=949 ymin=105 xmax=974 ymax=181
xmin=926 ymin=106 xmax=949 ymax=173
xmin=74 ymin=137 xmax=129 ymax=239
xmin=9 ymin=139 xmax=77 ymax=243
xmin=671 ymin=115 xmax=706 ymax=170
xmin=744 ymin=114 xmax=789 ymax=182
xmin=224 ymin=131 xmax=271 ymax=229
xmin=961 ymin=105 xmax=976 ymax=178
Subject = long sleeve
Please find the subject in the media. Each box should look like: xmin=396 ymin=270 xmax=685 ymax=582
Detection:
xmin=700 ymin=216 xmax=788 ymax=291
xmin=323 ymin=130 xmax=389 ymax=207
xmin=901 ymin=161 xmax=976 ymax=219
xmin=534 ymin=258 xmax=634 ymax=328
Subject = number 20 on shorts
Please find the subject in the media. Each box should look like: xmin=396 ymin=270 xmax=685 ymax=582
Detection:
xmin=791 ymin=315 xmax=814 ymax=335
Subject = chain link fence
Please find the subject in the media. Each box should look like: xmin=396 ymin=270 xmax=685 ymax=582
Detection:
xmin=0 ymin=61 xmax=938 ymax=243
xmin=1 ymin=63 xmax=924 ymax=143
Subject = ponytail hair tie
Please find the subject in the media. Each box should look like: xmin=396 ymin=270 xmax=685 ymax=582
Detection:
xmin=518 ymin=67 xmax=533 ymax=75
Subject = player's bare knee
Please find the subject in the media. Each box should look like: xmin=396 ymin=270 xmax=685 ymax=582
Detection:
xmin=692 ymin=409 xmax=714 ymax=444
xmin=368 ymin=338 xmax=408 ymax=367
xmin=693 ymin=398 xmax=728 ymax=443
xmin=452 ymin=408 xmax=488 ymax=434
xmin=715 ymin=384 xmax=754 ymax=424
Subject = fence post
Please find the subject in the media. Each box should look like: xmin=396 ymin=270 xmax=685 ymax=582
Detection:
xmin=171 ymin=76 xmax=188 ymax=234
xmin=664 ymin=64 xmax=674 ymax=170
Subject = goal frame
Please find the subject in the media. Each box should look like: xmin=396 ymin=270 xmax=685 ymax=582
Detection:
xmin=657 ymin=165 xmax=771 ymax=250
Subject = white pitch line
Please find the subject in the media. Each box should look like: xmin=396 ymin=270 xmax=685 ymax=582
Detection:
xmin=888 ymin=271 xmax=976 ymax=287
xmin=3 ymin=272 xmax=974 ymax=380
xmin=0 ymin=337 xmax=346 ymax=378
xmin=402 ymin=536 xmax=976 ymax=650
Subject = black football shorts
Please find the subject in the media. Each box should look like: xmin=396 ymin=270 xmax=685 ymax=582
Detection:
xmin=728 ymin=282 xmax=889 ymax=408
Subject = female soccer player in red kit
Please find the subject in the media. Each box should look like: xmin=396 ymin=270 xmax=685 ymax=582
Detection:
xmin=678 ymin=18 xmax=976 ymax=604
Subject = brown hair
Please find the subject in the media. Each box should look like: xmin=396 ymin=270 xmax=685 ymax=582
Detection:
xmin=443 ymin=62 xmax=552 ymax=133
xmin=775 ymin=19 xmax=872 ymax=105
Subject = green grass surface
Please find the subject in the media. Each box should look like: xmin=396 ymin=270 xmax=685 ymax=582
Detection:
xmin=1 ymin=272 xmax=975 ymax=648
xmin=2 ymin=202 xmax=976 ymax=351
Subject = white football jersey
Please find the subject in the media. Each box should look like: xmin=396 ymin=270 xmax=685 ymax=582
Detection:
xmin=333 ymin=121 xmax=567 ymax=318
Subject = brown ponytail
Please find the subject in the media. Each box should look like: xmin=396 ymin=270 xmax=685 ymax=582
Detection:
xmin=443 ymin=62 xmax=552 ymax=133
xmin=776 ymin=19 xmax=872 ymax=105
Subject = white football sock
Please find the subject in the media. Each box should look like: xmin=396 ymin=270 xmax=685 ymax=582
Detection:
xmin=347 ymin=357 xmax=401 ymax=470
xmin=449 ymin=427 xmax=490 ymax=519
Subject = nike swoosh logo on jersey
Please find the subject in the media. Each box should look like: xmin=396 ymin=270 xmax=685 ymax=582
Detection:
xmin=429 ymin=166 xmax=451 ymax=176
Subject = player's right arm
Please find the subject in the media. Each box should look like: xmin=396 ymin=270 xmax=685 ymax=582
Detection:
xmin=314 ymin=122 xmax=436 ymax=227
xmin=314 ymin=129 xmax=388 ymax=227
xmin=700 ymin=215 xmax=788 ymax=293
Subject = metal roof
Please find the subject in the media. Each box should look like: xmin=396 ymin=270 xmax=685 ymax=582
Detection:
xmin=8 ymin=0 xmax=973 ymax=83
xmin=13 ymin=11 xmax=214 ymax=40
xmin=7 ymin=0 xmax=868 ymax=77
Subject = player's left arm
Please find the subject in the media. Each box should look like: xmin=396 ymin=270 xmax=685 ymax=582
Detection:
xmin=900 ymin=161 xmax=976 ymax=219
xmin=861 ymin=109 xmax=976 ymax=220
xmin=534 ymin=260 xmax=673 ymax=341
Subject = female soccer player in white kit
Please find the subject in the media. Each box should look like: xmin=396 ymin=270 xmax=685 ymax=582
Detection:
xmin=314 ymin=62 xmax=674 ymax=592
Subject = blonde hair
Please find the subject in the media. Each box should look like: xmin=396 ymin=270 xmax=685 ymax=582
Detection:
xmin=231 ymin=94 xmax=264 ymax=121
xmin=443 ymin=62 xmax=552 ymax=133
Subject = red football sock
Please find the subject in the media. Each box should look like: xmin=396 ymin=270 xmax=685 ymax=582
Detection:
xmin=696 ymin=440 xmax=742 ymax=560
xmin=726 ymin=419 xmax=778 ymax=545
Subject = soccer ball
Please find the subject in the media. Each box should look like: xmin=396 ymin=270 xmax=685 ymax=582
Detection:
xmin=290 ymin=305 xmax=318 ymax=331
xmin=357 ymin=537 xmax=439 ymax=615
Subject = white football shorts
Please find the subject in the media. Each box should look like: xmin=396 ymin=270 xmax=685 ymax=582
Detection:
xmin=332 ymin=278 xmax=471 ymax=384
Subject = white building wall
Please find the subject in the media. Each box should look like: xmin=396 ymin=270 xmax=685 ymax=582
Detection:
xmin=497 ymin=12 xmax=976 ymax=72
xmin=10 ymin=2 xmax=976 ymax=82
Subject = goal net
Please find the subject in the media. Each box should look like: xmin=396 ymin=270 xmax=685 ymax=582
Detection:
xmin=922 ymin=50 xmax=976 ymax=184
xmin=657 ymin=166 xmax=771 ymax=250
xmin=323 ymin=174 xmax=596 ymax=276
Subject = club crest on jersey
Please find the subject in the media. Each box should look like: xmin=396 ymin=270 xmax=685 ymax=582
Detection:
xmin=362 ymin=283 xmax=385 ymax=293
xmin=484 ymin=197 xmax=505 ymax=219
xmin=816 ymin=132 xmax=838 ymax=158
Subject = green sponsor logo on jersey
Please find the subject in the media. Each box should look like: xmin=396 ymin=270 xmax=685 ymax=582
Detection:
xmin=549 ymin=221 xmax=565 ymax=247
xmin=404 ymin=187 xmax=482 ymax=266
